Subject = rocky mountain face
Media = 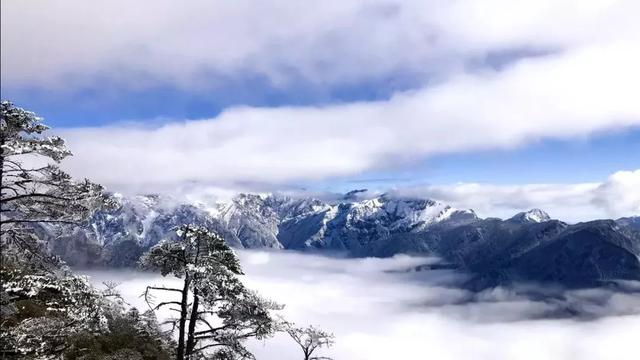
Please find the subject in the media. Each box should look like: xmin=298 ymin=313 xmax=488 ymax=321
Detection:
xmin=447 ymin=218 xmax=640 ymax=289
xmin=51 ymin=194 xmax=241 ymax=267
xmin=617 ymin=216 xmax=640 ymax=232
xmin=50 ymin=192 xmax=478 ymax=266
xmin=49 ymin=192 xmax=640 ymax=289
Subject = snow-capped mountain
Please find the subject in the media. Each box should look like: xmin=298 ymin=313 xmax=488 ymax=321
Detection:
xmin=50 ymin=194 xmax=241 ymax=267
xmin=52 ymin=192 xmax=476 ymax=265
xmin=49 ymin=192 xmax=640 ymax=289
xmin=508 ymin=209 xmax=551 ymax=224
xmin=211 ymin=193 xmax=329 ymax=249
xmin=213 ymin=193 xmax=478 ymax=255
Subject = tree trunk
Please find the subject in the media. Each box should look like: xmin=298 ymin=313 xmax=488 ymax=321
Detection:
xmin=1 ymin=134 xmax=5 ymax=213
xmin=176 ymin=274 xmax=191 ymax=360
xmin=185 ymin=287 xmax=200 ymax=356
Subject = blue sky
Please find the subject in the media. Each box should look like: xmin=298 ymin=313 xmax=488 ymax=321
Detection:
xmin=2 ymin=0 xmax=639 ymax=220
xmin=1 ymin=71 xmax=420 ymax=128
xmin=320 ymin=138 xmax=640 ymax=195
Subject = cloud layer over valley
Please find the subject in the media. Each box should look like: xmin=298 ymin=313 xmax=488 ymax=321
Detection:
xmin=84 ymin=251 xmax=640 ymax=360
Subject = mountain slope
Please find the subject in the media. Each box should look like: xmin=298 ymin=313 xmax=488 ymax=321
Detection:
xmin=48 ymin=192 xmax=640 ymax=289
xmin=468 ymin=220 xmax=640 ymax=289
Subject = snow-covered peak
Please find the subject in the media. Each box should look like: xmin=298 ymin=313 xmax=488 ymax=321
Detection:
xmin=85 ymin=191 xmax=482 ymax=256
xmin=510 ymin=209 xmax=551 ymax=223
xmin=340 ymin=194 xmax=475 ymax=231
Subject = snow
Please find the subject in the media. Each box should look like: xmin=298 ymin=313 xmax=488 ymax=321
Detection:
xmin=518 ymin=209 xmax=551 ymax=223
xmin=81 ymin=192 xmax=480 ymax=255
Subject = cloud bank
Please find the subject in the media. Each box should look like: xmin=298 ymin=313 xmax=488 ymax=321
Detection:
xmin=150 ymin=169 xmax=640 ymax=223
xmin=391 ymin=169 xmax=640 ymax=222
xmin=3 ymin=0 xmax=638 ymax=90
xmin=58 ymin=39 xmax=640 ymax=186
xmin=84 ymin=250 xmax=640 ymax=360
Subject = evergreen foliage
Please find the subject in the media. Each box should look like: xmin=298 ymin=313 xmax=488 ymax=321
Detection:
xmin=141 ymin=224 xmax=282 ymax=360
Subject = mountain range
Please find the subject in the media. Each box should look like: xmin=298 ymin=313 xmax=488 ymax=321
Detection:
xmin=49 ymin=192 xmax=640 ymax=289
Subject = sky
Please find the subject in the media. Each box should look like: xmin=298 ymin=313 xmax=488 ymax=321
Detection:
xmin=1 ymin=0 xmax=639 ymax=221
xmin=83 ymin=250 xmax=640 ymax=360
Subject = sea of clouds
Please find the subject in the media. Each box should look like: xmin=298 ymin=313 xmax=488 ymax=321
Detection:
xmin=83 ymin=250 xmax=640 ymax=360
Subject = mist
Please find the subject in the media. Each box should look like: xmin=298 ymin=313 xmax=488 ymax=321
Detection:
xmin=83 ymin=251 xmax=640 ymax=360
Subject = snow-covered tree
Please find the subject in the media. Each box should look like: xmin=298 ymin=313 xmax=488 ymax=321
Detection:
xmin=141 ymin=224 xmax=282 ymax=360
xmin=0 ymin=101 xmax=170 ymax=359
xmin=63 ymin=305 xmax=175 ymax=359
xmin=0 ymin=267 xmax=109 ymax=358
xmin=282 ymin=322 xmax=335 ymax=360
xmin=0 ymin=234 xmax=175 ymax=359
xmin=0 ymin=100 xmax=110 ymax=266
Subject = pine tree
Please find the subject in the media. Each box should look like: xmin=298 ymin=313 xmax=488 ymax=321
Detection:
xmin=0 ymin=267 xmax=109 ymax=357
xmin=141 ymin=224 xmax=282 ymax=360
xmin=281 ymin=321 xmax=335 ymax=360
xmin=0 ymin=100 xmax=110 ymax=266
xmin=0 ymin=101 xmax=171 ymax=359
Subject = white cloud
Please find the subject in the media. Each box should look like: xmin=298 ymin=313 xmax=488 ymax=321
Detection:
xmin=1 ymin=0 xmax=638 ymax=89
xmin=117 ymin=170 xmax=639 ymax=223
xmin=393 ymin=182 xmax=602 ymax=222
xmin=593 ymin=169 xmax=640 ymax=217
xmin=392 ymin=169 xmax=640 ymax=222
xmin=83 ymin=251 xmax=640 ymax=360
xmin=55 ymin=41 xmax=640 ymax=186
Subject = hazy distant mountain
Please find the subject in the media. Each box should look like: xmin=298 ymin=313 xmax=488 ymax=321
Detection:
xmin=617 ymin=216 xmax=640 ymax=232
xmin=49 ymin=192 xmax=640 ymax=289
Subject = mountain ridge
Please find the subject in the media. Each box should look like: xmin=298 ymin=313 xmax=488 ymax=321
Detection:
xmin=50 ymin=192 xmax=640 ymax=289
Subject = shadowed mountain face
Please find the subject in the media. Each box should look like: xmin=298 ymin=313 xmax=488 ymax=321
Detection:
xmin=617 ymin=216 xmax=640 ymax=232
xmin=437 ymin=219 xmax=640 ymax=290
xmin=49 ymin=193 xmax=640 ymax=289
xmin=504 ymin=221 xmax=640 ymax=286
